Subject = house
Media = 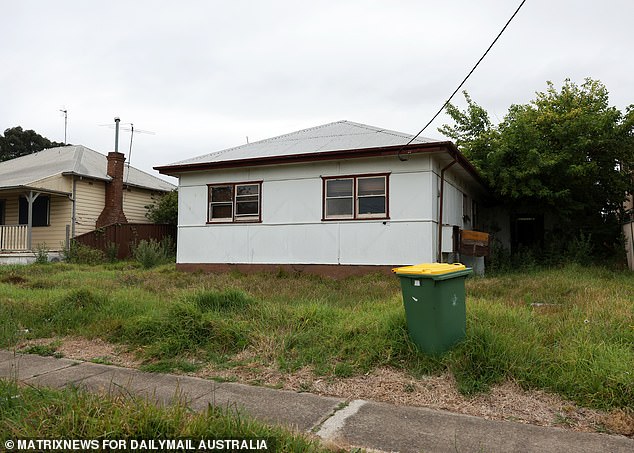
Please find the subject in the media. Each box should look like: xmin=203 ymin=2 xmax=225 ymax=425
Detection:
xmin=0 ymin=145 xmax=175 ymax=263
xmin=155 ymin=120 xmax=489 ymax=276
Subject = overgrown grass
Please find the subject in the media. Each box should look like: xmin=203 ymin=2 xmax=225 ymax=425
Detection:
xmin=0 ymin=263 xmax=632 ymax=410
xmin=0 ymin=380 xmax=329 ymax=452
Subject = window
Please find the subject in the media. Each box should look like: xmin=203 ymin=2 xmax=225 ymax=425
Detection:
xmin=323 ymin=174 xmax=388 ymax=220
xmin=0 ymin=200 xmax=5 ymax=225
xmin=19 ymin=196 xmax=50 ymax=227
xmin=208 ymin=182 xmax=261 ymax=223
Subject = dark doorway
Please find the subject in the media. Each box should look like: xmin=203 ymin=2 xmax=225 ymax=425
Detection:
xmin=511 ymin=214 xmax=544 ymax=253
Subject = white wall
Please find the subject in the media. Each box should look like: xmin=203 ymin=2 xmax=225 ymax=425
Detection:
xmin=176 ymin=154 xmax=478 ymax=266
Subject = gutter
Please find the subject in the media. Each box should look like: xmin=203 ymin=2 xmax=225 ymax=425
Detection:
xmin=156 ymin=142 xmax=487 ymax=192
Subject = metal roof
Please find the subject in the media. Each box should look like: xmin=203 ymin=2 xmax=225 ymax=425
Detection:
xmin=0 ymin=145 xmax=175 ymax=192
xmin=166 ymin=120 xmax=439 ymax=167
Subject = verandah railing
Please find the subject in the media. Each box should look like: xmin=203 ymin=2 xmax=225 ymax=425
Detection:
xmin=0 ymin=225 xmax=29 ymax=251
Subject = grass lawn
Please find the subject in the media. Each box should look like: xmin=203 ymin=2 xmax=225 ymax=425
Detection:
xmin=0 ymin=262 xmax=632 ymax=411
xmin=0 ymin=380 xmax=329 ymax=452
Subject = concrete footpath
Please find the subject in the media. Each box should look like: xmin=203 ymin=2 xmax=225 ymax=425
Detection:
xmin=1 ymin=350 xmax=632 ymax=453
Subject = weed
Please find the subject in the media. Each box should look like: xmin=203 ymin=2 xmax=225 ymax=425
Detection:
xmin=105 ymin=242 xmax=119 ymax=263
xmin=119 ymin=301 xmax=249 ymax=359
xmin=141 ymin=359 xmax=201 ymax=373
xmin=34 ymin=243 xmax=49 ymax=264
xmin=1 ymin=263 xmax=632 ymax=411
xmin=191 ymin=289 xmax=254 ymax=312
xmin=21 ymin=343 xmax=62 ymax=358
xmin=63 ymin=241 xmax=105 ymax=265
xmin=90 ymin=357 xmax=113 ymax=365
xmin=132 ymin=239 xmax=173 ymax=269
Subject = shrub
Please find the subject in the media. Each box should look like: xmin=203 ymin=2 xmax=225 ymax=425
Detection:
xmin=104 ymin=242 xmax=119 ymax=263
xmin=63 ymin=241 xmax=105 ymax=265
xmin=145 ymin=190 xmax=178 ymax=225
xmin=132 ymin=239 xmax=173 ymax=269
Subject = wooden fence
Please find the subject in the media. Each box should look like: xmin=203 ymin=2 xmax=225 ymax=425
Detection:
xmin=73 ymin=223 xmax=176 ymax=259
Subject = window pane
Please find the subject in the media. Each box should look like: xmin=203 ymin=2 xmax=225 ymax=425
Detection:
xmin=236 ymin=184 xmax=259 ymax=196
xmin=236 ymin=201 xmax=259 ymax=216
xmin=326 ymin=179 xmax=353 ymax=197
xmin=358 ymin=177 xmax=385 ymax=196
xmin=210 ymin=203 xmax=232 ymax=219
xmin=358 ymin=196 xmax=385 ymax=215
xmin=211 ymin=186 xmax=233 ymax=202
xmin=236 ymin=195 xmax=258 ymax=202
xmin=326 ymin=198 xmax=353 ymax=217
xmin=19 ymin=196 xmax=49 ymax=226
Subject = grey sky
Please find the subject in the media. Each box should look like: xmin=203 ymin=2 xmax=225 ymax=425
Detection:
xmin=1 ymin=0 xmax=632 ymax=182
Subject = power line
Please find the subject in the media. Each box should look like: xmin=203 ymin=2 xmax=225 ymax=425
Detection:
xmin=398 ymin=0 xmax=527 ymax=159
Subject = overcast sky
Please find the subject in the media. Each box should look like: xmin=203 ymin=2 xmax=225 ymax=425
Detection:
xmin=2 ymin=0 xmax=633 ymax=182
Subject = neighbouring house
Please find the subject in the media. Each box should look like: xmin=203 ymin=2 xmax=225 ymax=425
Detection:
xmin=0 ymin=145 xmax=175 ymax=263
xmin=155 ymin=120 xmax=490 ymax=276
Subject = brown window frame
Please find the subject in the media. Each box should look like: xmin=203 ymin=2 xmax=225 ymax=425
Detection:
xmin=207 ymin=181 xmax=262 ymax=224
xmin=321 ymin=173 xmax=390 ymax=221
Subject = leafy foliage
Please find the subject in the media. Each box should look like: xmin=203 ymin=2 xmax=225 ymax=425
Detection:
xmin=132 ymin=238 xmax=174 ymax=268
xmin=440 ymin=79 xmax=634 ymax=257
xmin=0 ymin=126 xmax=65 ymax=162
xmin=62 ymin=241 xmax=106 ymax=265
xmin=145 ymin=190 xmax=178 ymax=225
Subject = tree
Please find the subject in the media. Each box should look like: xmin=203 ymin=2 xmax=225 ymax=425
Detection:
xmin=145 ymin=190 xmax=178 ymax=225
xmin=440 ymin=79 xmax=634 ymax=256
xmin=0 ymin=126 xmax=65 ymax=162
xmin=438 ymin=91 xmax=494 ymax=166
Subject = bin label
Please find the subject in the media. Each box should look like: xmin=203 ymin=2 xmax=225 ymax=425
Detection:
xmin=412 ymin=297 xmax=418 ymax=302
xmin=413 ymin=280 xmax=421 ymax=287
xmin=452 ymin=294 xmax=457 ymax=306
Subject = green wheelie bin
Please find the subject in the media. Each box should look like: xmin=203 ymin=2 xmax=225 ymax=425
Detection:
xmin=392 ymin=263 xmax=472 ymax=354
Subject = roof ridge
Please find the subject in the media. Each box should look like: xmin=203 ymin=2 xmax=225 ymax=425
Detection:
xmin=72 ymin=145 xmax=84 ymax=174
xmin=174 ymin=120 xmax=351 ymax=165
xmin=343 ymin=121 xmax=432 ymax=142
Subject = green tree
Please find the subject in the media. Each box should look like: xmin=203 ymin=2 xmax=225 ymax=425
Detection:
xmin=0 ymin=126 xmax=65 ymax=162
xmin=440 ymin=79 xmax=634 ymax=256
xmin=145 ymin=190 xmax=178 ymax=225
xmin=438 ymin=91 xmax=495 ymax=169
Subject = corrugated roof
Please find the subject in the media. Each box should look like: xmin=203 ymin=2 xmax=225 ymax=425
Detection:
xmin=0 ymin=145 xmax=175 ymax=192
xmin=167 ymin=120 xmax=439 ymax=167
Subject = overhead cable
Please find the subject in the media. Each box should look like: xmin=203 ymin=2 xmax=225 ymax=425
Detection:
xmin=398 ymin=0 xmax=528 ymax=160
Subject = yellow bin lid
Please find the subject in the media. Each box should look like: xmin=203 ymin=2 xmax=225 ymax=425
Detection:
xmin=392 ymin=262 xmax=467 ymax=275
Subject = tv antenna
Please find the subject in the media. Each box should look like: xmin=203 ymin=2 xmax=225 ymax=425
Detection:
xmin=99 ymin=119 xmax=155 ymax=166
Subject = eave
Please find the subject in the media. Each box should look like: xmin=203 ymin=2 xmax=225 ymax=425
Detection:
xmin=155 ymin=141 xmax=487 ymax=191
xmin=0 ymin=185 xmax=72 ymax=197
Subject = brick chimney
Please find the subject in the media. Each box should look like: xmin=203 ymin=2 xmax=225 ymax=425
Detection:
xmin=96 ymin=151 xmax=128 ymax=227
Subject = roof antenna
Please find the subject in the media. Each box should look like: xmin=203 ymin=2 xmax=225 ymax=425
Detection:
xmin=98 ymin=119 xmax=155 ymax=184
xmin=125 ymin=123 xmax=135 ymax=185
xmin=246 ymin=136 xmax=249 ymax=144
xmin=59 ymin=109 xmax=68 ymax=144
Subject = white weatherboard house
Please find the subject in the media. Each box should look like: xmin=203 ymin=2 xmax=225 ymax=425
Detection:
xmin=156 ymin=121 xmax=488 ymax=275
